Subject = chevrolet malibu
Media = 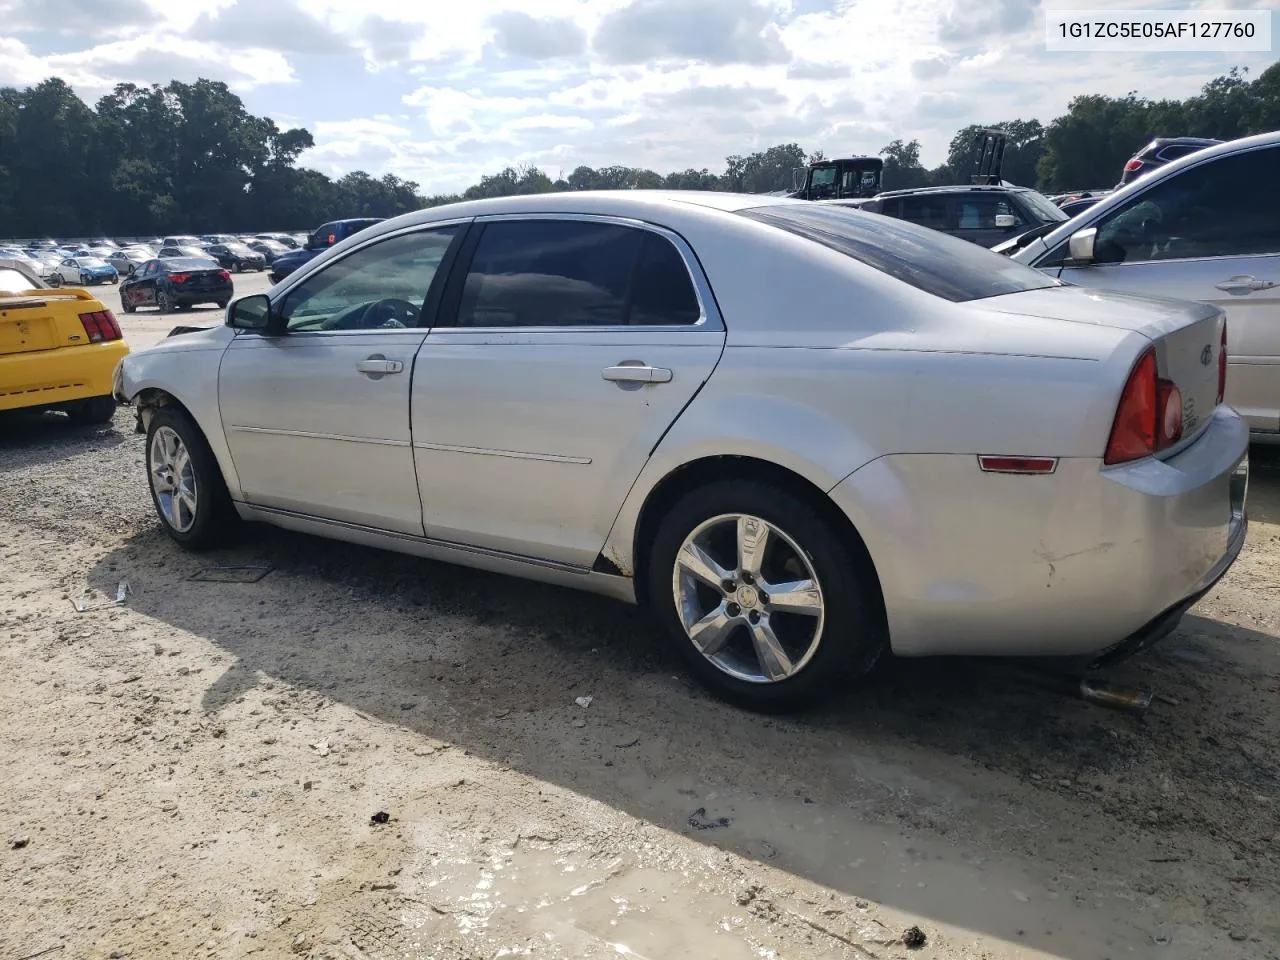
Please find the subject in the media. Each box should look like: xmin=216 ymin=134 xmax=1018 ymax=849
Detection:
xmin=113 ymin=192 xmax=1249 ymax=711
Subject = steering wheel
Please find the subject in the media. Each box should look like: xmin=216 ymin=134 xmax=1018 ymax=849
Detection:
xmin=363 ymin=298 xmax=420 ymax=329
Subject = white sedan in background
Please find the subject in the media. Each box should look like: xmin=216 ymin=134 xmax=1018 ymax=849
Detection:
xmin=114 ymin=192 xmax=1249 ymax=711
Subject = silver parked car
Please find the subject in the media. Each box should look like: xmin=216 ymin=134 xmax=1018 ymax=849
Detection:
xmin=1012 ymin=130 xmax=1280 ymax=442
xmin=114 ymin=192 xmax=1249 ymax=710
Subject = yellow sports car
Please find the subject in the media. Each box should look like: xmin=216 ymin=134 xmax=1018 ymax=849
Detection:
xmin=0 ymin=260 xmax=129 ymax=423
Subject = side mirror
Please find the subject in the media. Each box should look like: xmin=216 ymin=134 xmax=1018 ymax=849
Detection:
xmin=1067 ymin=227 xmax=1097 ymax=264
xmin=227 ymin=294 xmax=278 ymax=334
xmin=791 ymin=168 xmax=803 ymax=192
xmin=994 ymin=213 xmax=1017 ymax=229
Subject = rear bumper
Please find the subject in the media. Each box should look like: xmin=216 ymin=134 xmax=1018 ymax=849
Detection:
xmin=830 ymin=406 xmax=1251 ymax=658
xmin=0 ymin=340 xmax=130 ymax=412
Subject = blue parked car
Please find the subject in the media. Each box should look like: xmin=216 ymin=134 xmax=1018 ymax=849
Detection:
xmin=50 ymin=256 xmax=118 ymax=286
xmin=268 ymin=218 xmax=384 ymax=283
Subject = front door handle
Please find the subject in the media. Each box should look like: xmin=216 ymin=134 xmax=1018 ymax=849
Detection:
xmin=356 ymin=355 xmax=404 ymax=378
xmin=602 ymin=364 xmax=673 ymax=383
xmin=1215 ymin=275 xmax=1277 ymax=295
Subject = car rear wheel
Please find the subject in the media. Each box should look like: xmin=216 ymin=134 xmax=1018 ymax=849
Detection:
xmin=648 ymin=480 xmax=886 ymax=712
xmin=232 ymin=261 xmax=243 ymax=273
xmin=156 ymin=290 xmax=173 ymax=313
xmin=216 ymin=300 xmax=229 ymax=309
xmin=145 ymin=407 xmax=239 ymax=549
xmin=47 ymin=272 xmax=62 ymax=287
xmin=67 ymin=396 xmax=116 ymax=425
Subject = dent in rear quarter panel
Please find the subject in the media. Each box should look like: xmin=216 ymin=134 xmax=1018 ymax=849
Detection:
xmin=119 ymin=330 xmax=240 ymax=498
xmin=831 ymin=406 xmax=1248 ymax=658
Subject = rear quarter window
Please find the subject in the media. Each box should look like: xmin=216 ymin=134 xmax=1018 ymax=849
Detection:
xmin=739 ymin=204 xmax=1062 ymax=303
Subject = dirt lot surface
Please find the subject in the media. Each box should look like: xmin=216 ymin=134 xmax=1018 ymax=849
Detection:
xmin=2 ymin=381 xmax=1279 ymax=958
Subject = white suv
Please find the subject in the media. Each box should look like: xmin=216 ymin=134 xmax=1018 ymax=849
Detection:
xmin=1013 ymin=131 xmax=1280 ymax=441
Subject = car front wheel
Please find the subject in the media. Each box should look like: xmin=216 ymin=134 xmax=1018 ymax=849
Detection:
xmin=145 ymin=407 xmax=238 ymax=549
xmin=648 ymin=480 xmax=886 ymax=712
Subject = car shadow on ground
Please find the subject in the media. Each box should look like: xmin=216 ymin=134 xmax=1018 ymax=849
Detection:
xmin=0 ymin=410 xmax=126 ymax=472
xmin=88 ymin=467 xmax=1280 ymax=957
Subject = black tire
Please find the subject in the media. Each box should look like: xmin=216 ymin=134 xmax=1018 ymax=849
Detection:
xmin=232 ymin=261 xmax=243 ymax=273
xmin=647 ymin=480 xmax=885 ymax=712
xmin=67 ymin=395 xmax=116 ymax=425
xmin=47 ymin=272 xmax=63 ymax=287
xmin=144 ymin=406 xmax=239 ymax=550
xmin=216 ymin=300 xmax=229 ymax=309
xmin=156 ymin=290 xmax=173 ymax=314
xmin=122 ymin=296 xmax=136 ymax=314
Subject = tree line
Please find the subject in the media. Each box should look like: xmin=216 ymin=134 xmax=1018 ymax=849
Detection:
xmin=1 ymin=63 xmax=1277 ymax=239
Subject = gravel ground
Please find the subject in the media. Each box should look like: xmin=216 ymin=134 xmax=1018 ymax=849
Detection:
xmin=2 ymin=392 xmax=1278 ymax=959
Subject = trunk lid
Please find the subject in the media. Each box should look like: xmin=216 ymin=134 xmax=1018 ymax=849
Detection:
xmin=174 ymin=267 xmax=227 ymax=289
xmin=0 ymin=289 xmax=104 ymax=356
xmin=981 ymin=284 xmax=1225 ymax=441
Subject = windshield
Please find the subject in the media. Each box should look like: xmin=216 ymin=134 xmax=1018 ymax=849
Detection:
xmin=1017 ymin=189 xmax=1070 ymax=223
xmin=739 ymin=203 xmax=1061 ymax=302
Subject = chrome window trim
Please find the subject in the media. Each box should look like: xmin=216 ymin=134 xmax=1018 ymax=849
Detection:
xmin=432 ymin=212 xmax=724 ymax=334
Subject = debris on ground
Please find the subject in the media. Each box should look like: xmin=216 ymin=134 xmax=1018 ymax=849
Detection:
xmin=903 ymin=925 xmax=927 ymax=949
xmin=186 ymin=564 xmax=273 ymax=583
xmin=688 ymin=807 xmax=732 ymax=830
xmin=311 ymin=739 xmax=330 ymax=757
xmin=370 ymin=811 xmax=391 ymax=826
xmin=71 ymin=581 xmax=129 ymax=612
xmin=12 ymin=836 xmax=30 ymax=850
xmin=574 ymin=696 xmax=593 ymax=708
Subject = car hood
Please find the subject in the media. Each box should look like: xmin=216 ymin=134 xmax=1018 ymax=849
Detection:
xmin=273 ymin=250 xmax=316 ymax=267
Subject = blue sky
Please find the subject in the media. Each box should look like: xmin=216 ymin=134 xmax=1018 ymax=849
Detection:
xmin=0 ymin=0 xmax=1275 ymax=193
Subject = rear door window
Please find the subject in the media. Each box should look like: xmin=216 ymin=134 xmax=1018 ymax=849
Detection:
xmin=447 ymin=220 xmax=702 ymax=328
xmin=897 ymin=195 xmax=953 ymax=231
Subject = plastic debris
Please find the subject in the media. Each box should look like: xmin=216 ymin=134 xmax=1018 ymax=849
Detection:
xmin=311 ymin=740 xmax=330 ymax=757
xmin=574 ymin=696 xmax=593 ymax=709
xmin=187 ymin=564 xmax=273 ymax=584
xmin=71 ymin=582 xmax=130 ymax=612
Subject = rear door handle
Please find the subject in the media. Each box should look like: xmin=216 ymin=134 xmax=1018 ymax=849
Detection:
xmin=602 ymin=364 xmax=673 ymax=383
xmin=356 ymin=356 xmax=403 ymax=377
xmin=1215 ymin=275 xmax=1277 ymax=294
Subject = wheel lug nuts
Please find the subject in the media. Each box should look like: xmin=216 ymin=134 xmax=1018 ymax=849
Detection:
xmin=741 ymin=572 xmax=754 ymax=584
xmin=722 ymin=579 xmax=736 ymax=593
xmin=759 ymin=593 xmax=769 ymax=604
xmin=749 ymin=610 xmax=761 ymax=624
xmin=726 ymin=603 xmax=741 ymax=617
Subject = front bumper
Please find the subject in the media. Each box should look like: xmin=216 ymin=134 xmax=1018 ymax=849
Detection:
xmin=829 ymin=406 xmax=1251 ymax=658
xmin=0 ymin=340 xmax=131 ymax=413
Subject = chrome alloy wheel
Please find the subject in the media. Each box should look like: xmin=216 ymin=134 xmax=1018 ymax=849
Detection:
xmin=672 ymin=513 xmax=825 ymax=683
xmin=149 ymin=426 xmax=198 ymax=533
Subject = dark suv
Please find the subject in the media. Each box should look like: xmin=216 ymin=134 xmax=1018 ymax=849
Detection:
xmin=1119 ymin=137 xmax=1221 ymax=185
xmin=268 ymin=218 xmax=385 ymax=283
xmin=824 ymin=185 xmax=1069 ymax=247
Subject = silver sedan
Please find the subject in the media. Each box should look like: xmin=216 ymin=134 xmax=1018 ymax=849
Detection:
xmin=114 ymin=191 xmax=1249 ymax=710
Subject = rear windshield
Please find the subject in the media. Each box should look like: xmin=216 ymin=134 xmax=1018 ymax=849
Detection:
xmin=738 ymin=204 xmax=1061 ymax=303
xmin=169 ymin=258 xmax=219 ymax=270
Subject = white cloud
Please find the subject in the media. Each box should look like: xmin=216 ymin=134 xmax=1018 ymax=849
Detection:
xmin=1 ymin=0 xmax=1275 ymax=195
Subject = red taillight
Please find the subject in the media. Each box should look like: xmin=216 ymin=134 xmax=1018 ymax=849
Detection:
xmin=218 ymin=270 xmax=231 ymax=282
xmin=169 ymin=272 xmax=190 ymax=284
xmin=1217 ymin=322 xmax=1228 ymax=404
xmin=1124 ymin=158 xmax=1143 ymax=172
xmin=78 ymin=309 xmax=122 ymax=343
xmin=1104 ymin=348 xmax=1184 ymax=465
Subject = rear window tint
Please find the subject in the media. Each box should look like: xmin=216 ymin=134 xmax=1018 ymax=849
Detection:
xmin=738 ymin=204 xmax=1061 ymax=303
xmin=168 ymin=258 xmax=220 ymax=270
